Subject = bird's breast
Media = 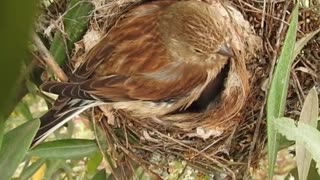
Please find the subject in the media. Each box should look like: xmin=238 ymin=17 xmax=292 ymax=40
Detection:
xmin=111 ymin=100 xmax=176 ymax=117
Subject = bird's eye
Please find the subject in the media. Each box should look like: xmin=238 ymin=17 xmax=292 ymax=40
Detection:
xmin=193 ymin=49 xmax=203 ymax=54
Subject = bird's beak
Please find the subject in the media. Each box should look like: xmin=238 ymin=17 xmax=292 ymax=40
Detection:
xmin=216 ymin=43 xmax=235 ymax=57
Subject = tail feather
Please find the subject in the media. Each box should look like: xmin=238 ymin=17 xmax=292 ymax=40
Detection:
xmin=32 ymin=97 xmax=104 ymax=147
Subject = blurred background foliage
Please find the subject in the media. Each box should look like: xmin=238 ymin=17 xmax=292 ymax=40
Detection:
xmin=0 ymin=0 xmax=104 ymax=179
xmin=0 ymin=0 xmax=38 ymax=120
xmin=0 ymin=0 xmax=319 ymax=179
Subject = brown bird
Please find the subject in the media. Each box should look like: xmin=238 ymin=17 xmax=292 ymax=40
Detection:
xmin=33 ymin=0 xmax=235 ymax=145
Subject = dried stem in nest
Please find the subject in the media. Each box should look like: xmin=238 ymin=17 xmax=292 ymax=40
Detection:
xmin=33 ymin=33 xmax=68 ymax=82
xmin=90 ymin=0 xmax=262 ymax=178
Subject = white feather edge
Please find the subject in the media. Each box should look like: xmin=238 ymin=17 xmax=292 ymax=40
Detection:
xmin=32 ymin=101 xmax=106 ymax=147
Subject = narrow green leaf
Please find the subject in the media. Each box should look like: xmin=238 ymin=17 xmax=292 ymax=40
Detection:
xmin=0 ymin=119 xmax=40 ymax=180
xmin=29 ymin=139 xmax=99 ymax=159
xmin=296 ymin=88 xmax=319 ymax=180
xmin=266 ymin=4 xmax=299 ymax=179
xmin=49 ymin=0 xmax=93 ymax=65
xmin=20 ymin=159 xmax=46 ymax=180
xmin=275 ymin=117 xmax=320 ymax=175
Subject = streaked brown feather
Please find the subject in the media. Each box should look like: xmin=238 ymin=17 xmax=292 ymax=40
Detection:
xmin=42 ymin=0 xmax=212 ymax=104
xmin=74 ymin=0 xmax=174 ymax=79
xmin=34 ymin=0 xmax=236 ymax=145
xmin=84 ymin=63 xmax=207 ymax=101
xmin=42 ymin=62 xmax=208 ymax=102
xmin=41 ymin=82 xmax=94 ymax=100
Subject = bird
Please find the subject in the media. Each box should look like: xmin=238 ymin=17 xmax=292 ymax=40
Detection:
xmin=32 ymin=0 xmax=236 ymax=146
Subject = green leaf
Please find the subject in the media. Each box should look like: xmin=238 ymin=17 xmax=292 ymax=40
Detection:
xmin=0 ymin=119 xmax=40 ymax=180
xmin=293 ymin=29 xmax=320 ymax=59
xmin=20 ymin=159 xmax=46 ymax=180
xmin=0 ymin=0 xmax=39 ymax=117
xmin=275 ymin=117 xmax=320 ymax=175
xmin=290 ymin=160 xmax=320 ymax=180
xmin=296 ymin=88 xmax=319 ymax=180
xmin=266 ymin=4 xmax=299 ymax=179
xmin=49 ymin=0 xmax=93 ymax=65
xmin=271 ymin=13 xmax=320 ymax=153
xmin=86 ymin=151 xmax=103 ymax=177
xmin=16 ymin=100 xmax=33 ymax=121
xmin=44 ymin=159 xmax=64 ymax=179
xmin=29 ymin=139 xmax=99 ymax=159
xmin=93 ymin=120 xmax=115 ymax=170
xmin=92 ymin=169 xmax=107 ymax=180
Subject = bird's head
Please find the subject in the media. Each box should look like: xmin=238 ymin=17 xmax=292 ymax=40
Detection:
xmin=159 ymin=1 xmax=234 ymax=65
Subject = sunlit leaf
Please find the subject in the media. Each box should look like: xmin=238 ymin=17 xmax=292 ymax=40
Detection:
xmin=275 ymin=117 xmax=320 ymax=175
xmin=296 ymin=88 xmax=319 ymax=180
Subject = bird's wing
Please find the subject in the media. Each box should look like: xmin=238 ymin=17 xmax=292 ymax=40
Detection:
xmin=32 ymin=97 xmax=101 ymax=146
xmin=70 ymin=0 xmax=176 ymax=82
xmin=40 ymin=0 xmax=208 ymax=103
xmin=36 ymin=61 xmax=208 ymax=146
xmin=34 ymin=0 xmax=209 ymax=146
xmin=33 ymin=0 xmax=180 ymax=145
xmin=41 ymin=62 xmax=208 ymax=102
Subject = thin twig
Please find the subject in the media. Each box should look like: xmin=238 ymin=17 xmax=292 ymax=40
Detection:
xmin=33 ymin=33 xmax=68 ymax=82
xmin=261 ymin=0 xmax=267 ymax=36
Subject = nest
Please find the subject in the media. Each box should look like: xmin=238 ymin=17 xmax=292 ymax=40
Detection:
xmin=88 ymin=0 xmax=260 ymax=178
xmin=37 ymin=0 xmax=320 ymax=179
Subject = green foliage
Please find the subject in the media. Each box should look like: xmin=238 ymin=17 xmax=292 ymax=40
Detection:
xmin=29 ymin=139 xmax=99 ymax=159
xmin=275 ymin=117 xmax=320 ymax=175
xmin=266 ymin=4 xmax=299 ymax=179
xmin=1 ymin=0 xmax=318 ymax=178
xmin=15 ymin=101 xmax=33 ymax=121
xmin=86 ymin=151 xmax=103 ymax=177
xmin=0 ymin=0 xmax=97 ymax=178
xmin=295 ymin=88 xmax=319 ymax=180
xmin=0 ymin=120 xmax=40 ymax=180
xmin=20 ymin=159 xmax=46 ymax=180
xmin=0 ymin=0 xmax=39 ymax=118
xmin=266 ymin=3 xmax=320 ymax=179
xmin=92 ymin=169 xmax=107 ymax=180
xmin=49 ymin=0 xmax=93 ymax=65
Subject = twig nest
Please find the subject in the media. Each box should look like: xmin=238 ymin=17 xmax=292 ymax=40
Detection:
xmin=88 ymin=0 xmax=261 ymax=176
xmin=114 ymin=0 xmax=262 ymax=139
